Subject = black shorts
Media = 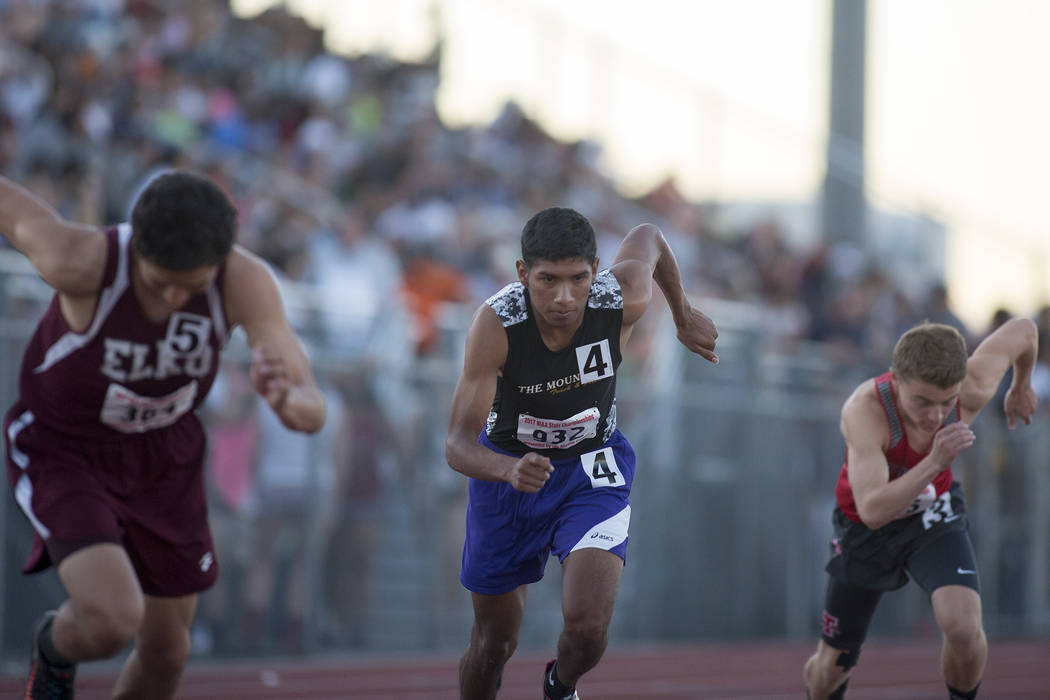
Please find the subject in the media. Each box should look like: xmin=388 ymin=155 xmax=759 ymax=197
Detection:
xmin=825 ymin=481 xmax=975 ymax=591
xmin=819 ymin=481 xmax=979 ymax=650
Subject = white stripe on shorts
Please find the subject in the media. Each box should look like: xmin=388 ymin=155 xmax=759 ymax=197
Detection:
xmin=7 ymin=410 xmax=51 ymax=538
xmin=570 ymin=504 xmax=631 ymax=554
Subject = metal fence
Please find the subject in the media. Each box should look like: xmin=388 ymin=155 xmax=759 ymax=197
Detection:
xmin=1 ymin=261 xmax=1048 ymax=665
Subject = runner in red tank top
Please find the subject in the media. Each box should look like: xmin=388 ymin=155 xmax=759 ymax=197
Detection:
xmin=0 ymin=171 xmax=326 ymax=700
xmin=803 ymin=321 xmax=1038 ymax=700
xmin=833 ymin=369 xmax=959 ymax=524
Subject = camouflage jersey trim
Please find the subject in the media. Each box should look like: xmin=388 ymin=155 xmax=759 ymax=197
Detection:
xmin=587 ymin=269 xmax=622 ymax=310
xmin=485 ymin=269 xmax=623 ymax=327
xmin=486 ymin=282 xmax=528 ymax=328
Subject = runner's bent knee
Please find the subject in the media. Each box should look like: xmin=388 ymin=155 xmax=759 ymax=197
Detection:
xmin=559 ymin=618 xmax=609 ymax=669
xmin=73 ymin=595 xmax=144 ymax=656
xmin=939 ymin=614 xmax=984 ymax=647
xmin=472 ymin=627 xmax=518 ymax=665
xmin=812 ymin=640 xmax=860 ymax=675
xmin=135 ymin=632 xmax=192 ymax=675
xmin=562 ymin=612 xmax=613 ymax=642
xmin=806 ymin=642 xmax=854 ymax=695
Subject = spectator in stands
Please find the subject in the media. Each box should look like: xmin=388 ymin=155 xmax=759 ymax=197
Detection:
xmin=921 ymin=282 xmax=972 ymax=345
xmin=198 ymin=354 xmax=259 ymax=655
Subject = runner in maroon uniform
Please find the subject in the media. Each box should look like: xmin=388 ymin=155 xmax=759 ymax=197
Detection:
xmin=0 ymin=170 xmax=326 ymax=700
xmin=804 ymin=321 xmax=1038 ymax=700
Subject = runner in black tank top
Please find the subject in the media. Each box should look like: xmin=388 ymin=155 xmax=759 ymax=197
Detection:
xmin=484 ymin=269 xmax=622 ymax=460
xmin=446 ymin=207 xmax=719 ymax=700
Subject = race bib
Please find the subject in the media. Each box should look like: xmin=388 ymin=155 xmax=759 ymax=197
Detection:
xmin=100 ymin=381 xmax=198 ymax=433
xmin=516 ymin=407 xmax=601 ymax=449
xmin=921 ymin=490 xmax=957 ymax=530
xmin=900 ymin=483 xmax=937 ymax=517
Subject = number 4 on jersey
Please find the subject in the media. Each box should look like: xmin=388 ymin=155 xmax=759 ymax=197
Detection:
xmin=581 ymin=446 xmax=623 ymax=488
xmin=576 ymin=339 xmax=613 ymax=385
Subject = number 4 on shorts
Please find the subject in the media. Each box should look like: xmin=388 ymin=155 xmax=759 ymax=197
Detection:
xmin=581 ymin=447 xmax=623 ymax=488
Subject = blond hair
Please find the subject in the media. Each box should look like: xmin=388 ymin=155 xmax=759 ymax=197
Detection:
xmin=892 ymin=322 xmax=968 ymax=388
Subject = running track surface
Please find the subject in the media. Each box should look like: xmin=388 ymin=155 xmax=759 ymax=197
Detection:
xmin=3 ymin=639 xmax=1049 ymax=699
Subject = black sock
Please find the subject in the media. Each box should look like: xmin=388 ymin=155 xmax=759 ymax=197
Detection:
xmin=545 ymin=661 xmax=575 ymax=699
xmin=947 ymin=683 xmax=979 ymax=700
xmin=828 ymin=678 xmax=849 ymax=700
xmin=37 ymin=616 xmax=74 ymax=667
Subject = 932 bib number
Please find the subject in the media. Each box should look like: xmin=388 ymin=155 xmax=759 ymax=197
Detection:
xmin=517 ymin=407 xmax=600 ymax=449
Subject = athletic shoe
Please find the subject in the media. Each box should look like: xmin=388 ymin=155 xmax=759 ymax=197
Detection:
xmin=25 ymin=611 xmax=76 ymax=700
xmin=542 ymin=659 xmax=579 ymax=700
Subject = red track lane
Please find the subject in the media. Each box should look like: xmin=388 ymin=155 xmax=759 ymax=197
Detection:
xmin=3 ymin=639 xmax=1049 ymax=698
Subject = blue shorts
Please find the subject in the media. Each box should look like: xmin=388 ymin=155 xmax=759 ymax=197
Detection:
xmin=460 ymin=430 xmax=635 ymax=596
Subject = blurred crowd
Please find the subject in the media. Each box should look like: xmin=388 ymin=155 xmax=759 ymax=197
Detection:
xmin=6 ymin=0 xmax=1028 ymax=361
xmin=3 ymin=0 xmax=1050 ymax=654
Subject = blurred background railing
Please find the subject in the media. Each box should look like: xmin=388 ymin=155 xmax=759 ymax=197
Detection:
xmin=1 ymin=253 xmax=1047 ymax=662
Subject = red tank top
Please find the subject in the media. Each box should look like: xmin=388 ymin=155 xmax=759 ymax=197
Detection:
xmin=17 ymin=225 xmax=228 ymax=440
xmin=834 ymin=370 xmax=959 ymax=522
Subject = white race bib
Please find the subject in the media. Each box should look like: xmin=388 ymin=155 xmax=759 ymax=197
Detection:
xmin=899 ymin=483 xmax=937 ymax=517
xmin=516 ymin=407 xmax=601 ymax=449
xmin=921 ymin=490 xmax=957 ymax=530
xmin=100 ymin=381 xmax=198 ymax=433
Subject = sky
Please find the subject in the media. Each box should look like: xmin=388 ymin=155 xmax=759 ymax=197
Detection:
xmin=231 ymin=0 xmax=1050 ymax=328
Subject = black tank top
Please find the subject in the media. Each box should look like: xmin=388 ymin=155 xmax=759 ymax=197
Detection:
xmin=484 ymin=269 xmax=623 ymax=458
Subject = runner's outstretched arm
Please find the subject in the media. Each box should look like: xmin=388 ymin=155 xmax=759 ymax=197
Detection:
xmin=609 ymin=223 xmax=718 ymax=362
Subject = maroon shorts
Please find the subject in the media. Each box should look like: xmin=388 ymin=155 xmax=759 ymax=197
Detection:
xmin=4 ymin=402 xmax=219 ymax=597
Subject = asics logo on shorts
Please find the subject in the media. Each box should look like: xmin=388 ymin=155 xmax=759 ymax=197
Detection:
xmin=199 ymin=552 xmax=214 ymax=572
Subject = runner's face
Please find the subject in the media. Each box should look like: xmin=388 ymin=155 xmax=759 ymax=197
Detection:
xmin=893 ymin=376 xmax=962 ymax=433
xmin=518 ymin=257 xmax=597 ymax=329
xmin=136 ymin=257 xmax=218 ymax=312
